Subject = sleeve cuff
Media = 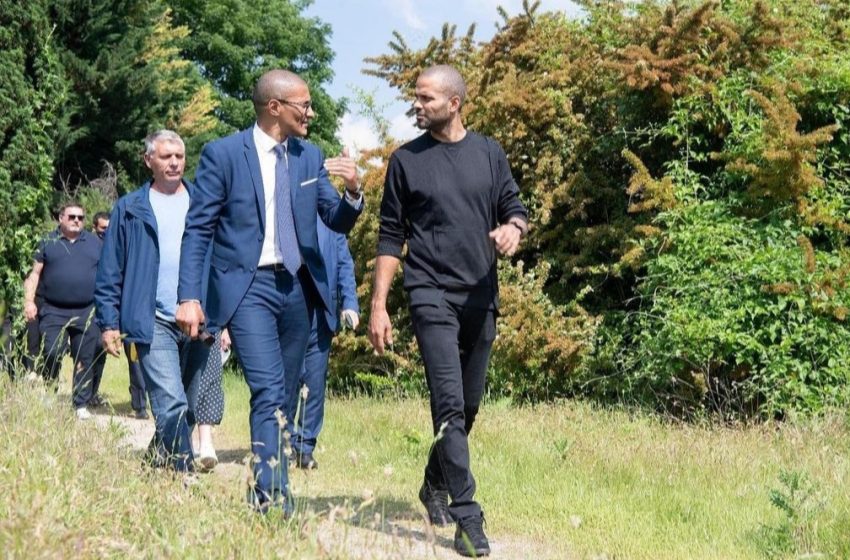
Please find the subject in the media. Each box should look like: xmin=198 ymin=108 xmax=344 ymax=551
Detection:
xmin=377 ymin=238 xmax=404 ymax=258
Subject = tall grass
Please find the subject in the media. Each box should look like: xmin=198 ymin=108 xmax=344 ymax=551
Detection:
xmin=2 ymin=358 xmax=849 ymax=559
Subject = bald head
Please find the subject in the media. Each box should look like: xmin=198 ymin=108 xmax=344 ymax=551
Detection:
xmin=419 ymin=65 xmax=467 ymax=107
xmin=253 ymin=70 xmax=307 ymax=116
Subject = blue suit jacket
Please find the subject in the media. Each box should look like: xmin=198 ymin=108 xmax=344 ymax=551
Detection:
xmin=178 ymin=128 xmax=362 ymax=329
xmin=317 ymin=218 xmax=359 ymax=333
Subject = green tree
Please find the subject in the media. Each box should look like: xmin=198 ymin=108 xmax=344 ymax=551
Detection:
xmin=169 ymin=0 xmax=344 ymax=155
xmin=0 ymin=2 xmax=66 ymax=304
xmin=49 ymin=0 xmax=219 ymax=190
xmin=359 ymin=0 xmax=850 ymax=414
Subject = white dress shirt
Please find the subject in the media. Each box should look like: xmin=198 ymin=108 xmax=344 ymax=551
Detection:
xmin=253 ymin=124 xmax=289 ymax=267
xmin=253 ymin=123 xmax=362 ymax=268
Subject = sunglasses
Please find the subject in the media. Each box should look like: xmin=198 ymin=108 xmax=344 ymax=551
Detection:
xmin=66 ymin=214 xmax=85 ymax=221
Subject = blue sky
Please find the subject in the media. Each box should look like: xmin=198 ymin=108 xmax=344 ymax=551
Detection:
xmin=303 ymin=0 xmax=582 ymax=150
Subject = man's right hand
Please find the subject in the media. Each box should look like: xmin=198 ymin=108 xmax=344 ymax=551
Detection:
xmin=102 ymin=329 xmax=123 ymax=357
xmin=24 ymin=301 xmax=38 ymax=322
xmin=368 ymin=308 xmax=394 ymax=355
xmin=176 ymin=300 xmax=205 ymax=339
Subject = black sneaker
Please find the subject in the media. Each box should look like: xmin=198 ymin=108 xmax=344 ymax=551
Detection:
xmin=134 ymin=409 xmax=150 ymax=420
xmin=454 ymin=513 xmax=490 ymax=557
xmin=89 ymin=394 xmax=109 ymax=408
xmin=292 ymin=452 xmax=318 ymax=470
xmin=419 ymin=480 xmax=452 ymax=527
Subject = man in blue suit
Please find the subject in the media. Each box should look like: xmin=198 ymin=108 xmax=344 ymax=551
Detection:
xmin=289 ymin=218 xmax=359 ymax=470
xmin=176 ymin=69 xmax=363 ymax=514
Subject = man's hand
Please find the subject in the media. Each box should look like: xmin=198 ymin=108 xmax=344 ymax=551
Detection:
xmin=368 ymin=308 xmax=393 ymax=355
xmin=220 ymin=328 xmax=231 ymax=351
xmin=341 ymin=309 xmax=360 ymax=330
xmin=325 ymin=147 xmax=359 ymax=192
xmin=102 ymin=329 xmax=123 ymax=357
xmin=176 ymin=300 xmax=205 ymax=339
xmin=489 ymin=223 xmax=522 ymax=256
xmin=24 ymin=301 xmax=38 ymax=322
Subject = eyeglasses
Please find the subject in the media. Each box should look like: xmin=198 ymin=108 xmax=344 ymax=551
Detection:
xmin=273 ymin=99 xmax=312 ymax=114
xmin=66 ymin=214 xmax=85 ymax=221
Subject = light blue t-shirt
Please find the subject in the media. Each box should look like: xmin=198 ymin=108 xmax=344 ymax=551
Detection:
xmin=149 ymin=187 xmax=190 ymax=321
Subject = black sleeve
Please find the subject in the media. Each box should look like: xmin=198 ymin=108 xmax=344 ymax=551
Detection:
xmin=377 ymin=153 xmax=408 ymax=258
xmin=493 ymin=142 xmax=528 ymax=224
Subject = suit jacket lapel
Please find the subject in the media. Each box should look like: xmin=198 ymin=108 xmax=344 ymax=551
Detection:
xmin=287 ymin=138 xmax=301 ymax=213
xmin=242 ymin=128 xmax=266 ymax=229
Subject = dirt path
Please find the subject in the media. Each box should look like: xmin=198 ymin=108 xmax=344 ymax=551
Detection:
xmin=93 ymin=413 xmax=566 ymax=560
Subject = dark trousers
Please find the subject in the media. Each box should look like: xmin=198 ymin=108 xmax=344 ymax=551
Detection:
xmin=411 ymin=298 xmax=496 ymax=521
xmin=90 ymin=347 xmax=106 ymax=399
xmin=228 ymin=267 xmax=315 ymax=512
xmin=24 ymin=317 xmax=41 ymax=371
xmin=40 ymin=304 xmax=100 ymax=408
xmin=289 ymin=312 xmax=333 ymax=455
xmin=123 ymin=341 xmax=147 ymax=412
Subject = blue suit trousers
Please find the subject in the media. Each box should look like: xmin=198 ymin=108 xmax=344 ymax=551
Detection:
xmin=229 ymin=267 xmax=315 ymax=511
xmin=289 ymin=313 xmax=333 ymax=455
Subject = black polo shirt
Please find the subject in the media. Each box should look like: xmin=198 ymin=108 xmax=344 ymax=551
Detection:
xmin=35 ymin=230 xmax=102 ymax=308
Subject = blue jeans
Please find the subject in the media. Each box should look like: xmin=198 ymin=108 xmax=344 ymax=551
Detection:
xmin=289 ymin=312 xmax=333 ymax=455
xmin=136 ymin=317 xmax=209 ymax=472
xmin=229 ymin=267 xmax=315 ymax=513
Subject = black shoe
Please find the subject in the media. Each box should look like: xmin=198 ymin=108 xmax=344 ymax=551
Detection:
xmin=419 ymin=480 xmax=452 ymax=527
xmin=89 ymin=394 xmax=109 ymax=408
xmin=454 ymin=513 xmax=490 ymax=557
xmin=134 ymin=409 xmax=150 ymax=420
xmin=292 ymin=452 xmax=318 ymax=470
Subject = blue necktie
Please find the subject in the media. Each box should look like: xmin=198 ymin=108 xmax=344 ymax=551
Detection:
xmin=273 ymin=144 xmax=300 ymax=275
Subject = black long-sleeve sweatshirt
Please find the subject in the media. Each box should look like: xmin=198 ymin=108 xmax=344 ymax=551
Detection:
xmin=377 ymin=131 xmax=528 ymax=309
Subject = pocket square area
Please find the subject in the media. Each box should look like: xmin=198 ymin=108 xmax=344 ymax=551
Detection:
xmin=300 ymin=178 xmax=318 ymax=187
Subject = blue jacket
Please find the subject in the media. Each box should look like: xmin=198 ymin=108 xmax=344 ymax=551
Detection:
xmin=95 ymin=180 xmax=209 ymax=343
xmin=317 ymin=218 xmax=359 ymax=333
xmin=178 ymin=128 xmax=361 ymax=329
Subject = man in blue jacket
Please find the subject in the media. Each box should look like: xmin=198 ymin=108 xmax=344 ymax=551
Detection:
xmin=175 ymin=69 xmax=363 ymax=514
xmin=95 ymin=130 xmax=210 ymax=473
xmin=288 ymin=218 xmax=359 ymax=470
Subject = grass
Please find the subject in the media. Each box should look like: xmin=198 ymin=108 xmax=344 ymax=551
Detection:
xmin=1 ymin=356 xmax=849 ymax=558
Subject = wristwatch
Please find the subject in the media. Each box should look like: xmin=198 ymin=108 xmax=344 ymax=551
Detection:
xmin=344 ymin=185 xmax=363 ymax=202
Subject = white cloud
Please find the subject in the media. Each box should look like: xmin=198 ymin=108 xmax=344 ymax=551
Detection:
xmin=336 ymin=113 xmax=381 ymax=154
xmin=389 ymin=111 xmax=418 ymax=142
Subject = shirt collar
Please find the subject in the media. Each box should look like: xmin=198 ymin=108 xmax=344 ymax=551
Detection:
xmin=253 ymin=123 xmax=287 ymax=154
xmin=60 ymin=231 xmax=86 ymax=242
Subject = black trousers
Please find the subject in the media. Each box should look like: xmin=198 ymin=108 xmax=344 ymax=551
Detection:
xmin=24 ymin=317 xmax=41 ymax=371
xmin=123 ymin=341 xmax=147 ymax=412
xmin=39 ymin=304 xmax=100 ymax=408
xmin=411 ymin=297 xmax=496 ymax=521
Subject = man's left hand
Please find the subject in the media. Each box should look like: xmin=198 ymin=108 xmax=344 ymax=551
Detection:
xmin=325 ymin=147 xmax=359 ymax=192
xmin=489 ymin=223 xmax=522 ymax=256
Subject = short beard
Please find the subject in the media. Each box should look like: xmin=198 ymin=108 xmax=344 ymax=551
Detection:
xmin=417 ymin=114 xmax=449 ymax=132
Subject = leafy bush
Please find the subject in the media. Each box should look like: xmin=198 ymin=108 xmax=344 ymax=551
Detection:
xmin=357 ymin=0 xmax=850 ymax=415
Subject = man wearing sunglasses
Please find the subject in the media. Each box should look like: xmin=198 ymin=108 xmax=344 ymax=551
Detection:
xmin=24 ymin=203 xmax=103 ymax=420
